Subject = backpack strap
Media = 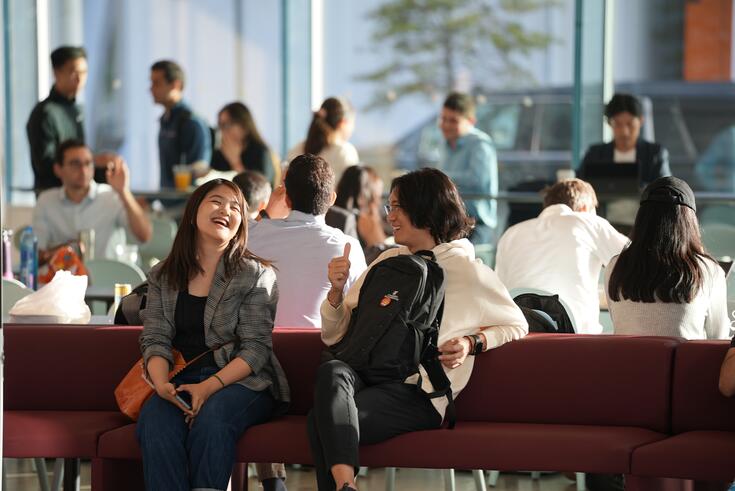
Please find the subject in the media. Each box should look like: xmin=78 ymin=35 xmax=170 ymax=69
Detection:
xmin=418 ymin=300 xmax=457 ymax=428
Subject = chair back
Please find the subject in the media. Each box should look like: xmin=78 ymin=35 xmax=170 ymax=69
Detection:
xmin=2 ymin=278 xmax=34 ymax=316
xmin=139 ymin=215 xmax=177 ymax=270
xmin=85 ymin=259 xmax=146 ymax=288
xmin=701 ymin=223 xmax=735 ymax=259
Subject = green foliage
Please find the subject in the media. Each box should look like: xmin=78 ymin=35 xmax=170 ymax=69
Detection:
xmin=358 ymin=0 xmax=557 ymax=110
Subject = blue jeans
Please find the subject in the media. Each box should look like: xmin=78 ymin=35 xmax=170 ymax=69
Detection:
xmin=136 ymin=366 xmax=275 ymax=491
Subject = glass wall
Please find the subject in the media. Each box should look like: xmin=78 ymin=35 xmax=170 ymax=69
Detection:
xmin=3 ymin=0 xmax=40 ymax=203
xmin=2 ymin=0 xmax=734 ymax=218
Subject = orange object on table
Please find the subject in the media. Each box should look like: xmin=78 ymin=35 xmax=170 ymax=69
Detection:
xmin=38 ymin=246 xmax=88 ymax=284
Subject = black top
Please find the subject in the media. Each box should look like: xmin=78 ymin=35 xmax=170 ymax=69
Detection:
xmin=173 ymin=291 xmax=216 ymax=371
xmin=579 ymin=138 xmax=671 ymax=188
xmin=325 ymin=206 xmax=360 ymax=244
xmin=26 ymin=86 xmax=85 ymax=192
xmin=210 ymin=140 xmax=275 ymax=182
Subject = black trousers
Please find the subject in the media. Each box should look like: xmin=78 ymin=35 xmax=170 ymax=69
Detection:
xmin=307 ymin=359 xmax=442 ymax=491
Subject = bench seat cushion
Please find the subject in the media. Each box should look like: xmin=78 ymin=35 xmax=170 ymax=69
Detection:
xmin=632 ymin=431 xmax=735 ymax=481
xmin=99 ymin=416 xmax=666 ymax=474
xmin=4 ymin=410 xmax=131 ymax=458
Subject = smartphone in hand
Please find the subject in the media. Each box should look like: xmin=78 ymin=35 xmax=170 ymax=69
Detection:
xmin=175 ymin=389 xmax=192 ymax=410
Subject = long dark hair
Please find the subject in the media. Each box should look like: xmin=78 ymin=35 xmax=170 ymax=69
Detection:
xmin=334 ymin=165 xmax=373 ymax=212
xmin=391 ymin=168 xmax=474 ymax=244
xmin=158 ymin=179 xmax=270 ymax=291
xmin=304 ymin=97 xmax=351 ymax=155
xmin=219 ymin=102 xmax=267 ymax=148
xmin=608 ymin=202 xmax=713 ymax=303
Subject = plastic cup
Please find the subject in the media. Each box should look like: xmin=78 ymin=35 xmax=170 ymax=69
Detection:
xmin=173 ymin=165 xmax=192 ymax=191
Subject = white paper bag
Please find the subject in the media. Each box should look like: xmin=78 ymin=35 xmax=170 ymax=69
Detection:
xmin=9 ymin=270 xmax=91 ymax=324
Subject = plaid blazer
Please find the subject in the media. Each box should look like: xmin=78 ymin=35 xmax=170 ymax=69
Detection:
xmin=139 ymin=256 xmax=290 ymax=404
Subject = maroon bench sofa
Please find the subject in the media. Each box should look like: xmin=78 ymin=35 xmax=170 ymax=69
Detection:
xmin=4 ymin=324 xmax=735 ymax=491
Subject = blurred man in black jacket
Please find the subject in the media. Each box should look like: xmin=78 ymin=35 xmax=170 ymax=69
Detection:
xmin=580 ymin=93 xmax=671 ymax=187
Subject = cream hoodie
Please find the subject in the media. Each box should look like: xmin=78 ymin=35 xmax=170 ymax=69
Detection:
xmin=320 ymin=238 xmax=528 ymax=419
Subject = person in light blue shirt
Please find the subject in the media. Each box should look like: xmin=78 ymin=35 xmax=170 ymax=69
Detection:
xmin=438 ymin=92 xmax=498 ymax=245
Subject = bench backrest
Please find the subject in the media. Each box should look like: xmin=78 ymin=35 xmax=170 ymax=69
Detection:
xmin=5 ymin=325 xmax=142 ymax=411
xmin=10 ymin=325 xmax=725 ymax=436
xmin=456 ymin=334 xmax=679 ymax=434
xmin=671 ymin=340 xmax=735 ymax=433
xmin=3 ymin=325 xmax=324 ymax=413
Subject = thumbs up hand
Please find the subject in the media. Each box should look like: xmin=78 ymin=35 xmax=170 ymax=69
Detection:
xmin=327 ymin=242 xmax=352 ymax=307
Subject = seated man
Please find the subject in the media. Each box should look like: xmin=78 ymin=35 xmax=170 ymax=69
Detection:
xmin=580 ymin=93 xmax=670 ymax=188
xmin=247 ymin=154 xmax=367 ymax=327
xmin=579 ymin=93 xmax=671 ymax=232
xmin=495 ymin=178 xmax=628 ymax=334
xmin=33 ymin=139 xmax=152 ymax=261
xmin=233 ymin=170 xmax=272 ymax=220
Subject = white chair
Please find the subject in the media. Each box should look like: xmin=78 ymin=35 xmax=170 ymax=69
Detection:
xmin=2 ymin=278 xmax=33 ymax=316
xmin=85 ymin=259 xmax=146 ymax=315
xmin=85 ymin=258 xmax=146 ymax=288
xmin=138 ymin=215 xmax=177 ymax=271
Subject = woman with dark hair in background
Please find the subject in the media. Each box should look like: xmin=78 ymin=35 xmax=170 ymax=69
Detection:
xmin=309 ymin=168 xmax=528 ymax=490
xmin=605 ymin=176 xmax=730 ymax=339
xmin=326 ymin=165 xmax=388 ymax=263
xmin=136 ymin=178 xmax=289 ymax=491
xmin=286 ymin=97 xmax=359 ymax=181
xmin=211 ymin=102 xmax=276 ymax=183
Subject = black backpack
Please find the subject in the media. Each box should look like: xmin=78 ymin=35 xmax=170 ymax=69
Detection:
xmin=114 ymin=282 xmax=148 ymax=325
xmin=513 ymin=292 xmax=575 ymax=334
xmin=326 ymin=251 xmax=457 ymax=427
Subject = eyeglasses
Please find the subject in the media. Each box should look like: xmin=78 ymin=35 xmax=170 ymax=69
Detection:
xmin=384 ymin=204 xmax=402 ymax=214
xmin=64 ymin=159 xmax=94 ymax=170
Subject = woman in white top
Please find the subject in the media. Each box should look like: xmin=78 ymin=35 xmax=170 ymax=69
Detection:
xmin=308 ymin=168 xmax=528 ymax=491
xmin=286 ymin=97 xmax=359 ymax=182
xmin=605 ymin=176 xmax=730 ymax=340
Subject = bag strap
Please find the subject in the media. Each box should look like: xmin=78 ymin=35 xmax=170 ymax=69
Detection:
xmin=146 ymin=340 xmax=235 ymax=385
xmin=418 ymin=301 xmax=456 ymax=429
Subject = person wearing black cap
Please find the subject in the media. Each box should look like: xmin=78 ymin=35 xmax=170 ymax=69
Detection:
xmin=604 ymin=177 xmax=730 ymax=340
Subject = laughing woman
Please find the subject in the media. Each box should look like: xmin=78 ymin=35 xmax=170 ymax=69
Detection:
xmin=137 ymin=178 xmax=289 ymax=491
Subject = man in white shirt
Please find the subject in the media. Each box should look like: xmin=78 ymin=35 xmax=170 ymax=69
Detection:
xmin=495 ymin=178 xmax=628 ymax=334
xmin=247 ymin=153 xmax=366 ymax=328
xmin=33 ymin=139 xmax=152 ymax=262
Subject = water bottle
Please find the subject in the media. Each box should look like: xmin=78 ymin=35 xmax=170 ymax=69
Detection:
xmin=19 ymin=226 xmax=38 ymax=290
